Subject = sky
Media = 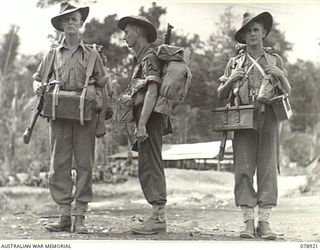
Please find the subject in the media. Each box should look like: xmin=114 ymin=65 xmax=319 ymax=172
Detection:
xmin=1 ymin=0 xmax=320 ymax=63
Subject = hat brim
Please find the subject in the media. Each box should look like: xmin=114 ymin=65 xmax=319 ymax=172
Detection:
xmin=118 ymin=16 xmax=157 ymax=43
xmin=234 ymin=12 xmax=273 ymax=44
xmin=51 ymin=7 xmax=89 ymax=32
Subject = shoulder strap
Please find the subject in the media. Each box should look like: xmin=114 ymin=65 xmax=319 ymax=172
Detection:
xmin=79 ymin=47 xmax=98 ymax=125
xmin=85 ymin=47 xmax=98 ymax=88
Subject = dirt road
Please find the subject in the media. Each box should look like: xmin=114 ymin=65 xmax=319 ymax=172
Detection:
xmin=0 ymin=170 xmax=319 ymax=241
xmin=0 ymin=196 xmax=319 ymax=241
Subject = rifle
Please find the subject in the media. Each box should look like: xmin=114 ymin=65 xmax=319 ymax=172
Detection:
xmin=23 ymin=49 xmax=55 ymax=144
xmin=164 ymin=23 xmax=174 ymax=45
xmin=23 ymin=33 xmax=63 ymax=144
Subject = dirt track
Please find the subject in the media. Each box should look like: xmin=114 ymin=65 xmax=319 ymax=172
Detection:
xmin=0 ymin=170 xmax=319 ymax=242
xmin=0 ymin=195 xmax=319 ymax=241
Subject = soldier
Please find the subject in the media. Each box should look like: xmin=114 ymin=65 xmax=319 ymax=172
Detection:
xmin=33 ymin=2 xmax=108 ymax=234
xmin=217 ymin=12 xmax=291 ymax=240
xmin=117 ymin=16 xmax=171 ymax=235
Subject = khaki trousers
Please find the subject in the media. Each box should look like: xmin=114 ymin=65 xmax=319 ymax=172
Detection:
xmin=48 ymin=116 xmax=97 ymax=216
xmin=134 ymin=109 xmax=167 ymax=207
xmin=233 ymin=105 xmax=279 ymax=208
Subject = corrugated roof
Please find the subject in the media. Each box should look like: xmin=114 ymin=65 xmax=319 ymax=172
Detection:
xmin=108 ymin=141 xmax=233 ymax=161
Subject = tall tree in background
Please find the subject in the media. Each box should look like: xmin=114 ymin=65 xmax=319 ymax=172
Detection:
xmin=139 ymin=2 xmax=166 ymax=30
xmin=13 ymin=1 xmax=320 ymax=167
xmin=0 ymin=26 xmax=20 ymax=106
xmin=36 ymin=0 xmax=79 ymax=8
xmin=0 ymin=26 xmax=21 ymax=181
xmin=287 ymin=60 xmax=320 ymax=132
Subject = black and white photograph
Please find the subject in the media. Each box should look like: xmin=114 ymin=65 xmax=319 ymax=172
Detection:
xmin=0 ymin=0 xmax=319 ymax=249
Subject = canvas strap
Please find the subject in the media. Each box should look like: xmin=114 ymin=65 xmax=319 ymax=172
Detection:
xmin=79 ymin=47 xmax=97 ymax=125
xmin=246 ymin=53 xmax=266 ymax=78
xmin=52 ymin=47 xmax=62 ymax=121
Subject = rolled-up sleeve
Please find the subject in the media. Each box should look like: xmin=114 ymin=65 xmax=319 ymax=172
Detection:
xmin=275 ymin=54 xmax=288 ymax=77
xmin=142 ymin=53 xmax=162 ymax=86
xmin=33 ymin=50 xmax=54 ymax=82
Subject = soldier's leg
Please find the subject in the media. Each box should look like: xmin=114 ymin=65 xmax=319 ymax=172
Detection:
xmin=46 ymin=119 xmax=73 ymax=232
xmin=72 ymin=116 xmax=97 ymax=234
xmin=131 ymin=112 xmax=167 ymax=234
xmin=233 ymin=129 xmax=258 ymax=238
xmin=233 ymin=130 xmax=258 ymax=207
xmin=137 ymin=112 xmax=166 ymax=207
xmin=256 ymin=106 xmax=279 ymax=240
xmin=257 ymin=106 xmax=279 ymax=207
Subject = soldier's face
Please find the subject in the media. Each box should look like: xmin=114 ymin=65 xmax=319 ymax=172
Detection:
xmin=60 ymin=12 xmax=83 ymax=34
xmin=123 ymin=24 xmax=138 ymax=48
xmin=243 ymin=22 xmax=267 ymax=47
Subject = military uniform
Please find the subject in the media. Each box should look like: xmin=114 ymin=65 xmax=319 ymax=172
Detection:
xmin=33 ymin=39 xmax=107 ymax=216
xmin=218 ymin=11 xmax=291 ymax=240
xmin=222 ymin=50 xmax=286 ymax=208
xmin=128 ymin=44 xmax=171 ymax=207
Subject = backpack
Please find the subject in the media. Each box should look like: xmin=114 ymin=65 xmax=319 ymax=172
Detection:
xmin=153 ymin=44 xmax=192 ymax=116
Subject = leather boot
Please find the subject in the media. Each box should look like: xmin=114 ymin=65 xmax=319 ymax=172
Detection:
xmin=45 ymin=216 xmax=72 ymax=232
xmin=257 ymin=221 xmax=277 ymax=240
xmin=74 ymin=215 xmax=88 ymax=234
xmin=240 ymin=220 xmax=255 ymax=239
xmin=131 ymin=206 xmax=167 ymax=235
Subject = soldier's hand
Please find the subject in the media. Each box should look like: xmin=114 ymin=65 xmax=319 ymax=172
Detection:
xmin=265 ymin=65 xmax=284 ymax=79
xmin=33 ymin=81 xmax=46 ymax=96
xmin=229 ymin=68 xmax=245 ymax=83
xmin=135 ymin=126 xmax=148 ymax=143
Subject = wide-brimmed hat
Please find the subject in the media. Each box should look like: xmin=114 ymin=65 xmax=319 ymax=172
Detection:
xmin=234 ymin=11 xmax=273 ymax=44
xmin=118 ymin=15 xmax=157 ymax=43
xmin=51 ymin=2 xmax=89 ymax=31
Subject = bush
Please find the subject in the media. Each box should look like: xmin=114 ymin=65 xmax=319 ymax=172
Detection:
xmin=283 ymin=133 xmax=314 ymax=166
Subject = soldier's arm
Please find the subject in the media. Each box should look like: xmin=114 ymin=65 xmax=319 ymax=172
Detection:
xmin=217 ymin=58 xmax=244 ymax=100
xmin=32 ymin=50 xmax=54 ymax=95
xmin=136 ymin=54 xmax=161 ymax=142
xmin=275 ymin=55 xmax=291 ymax=95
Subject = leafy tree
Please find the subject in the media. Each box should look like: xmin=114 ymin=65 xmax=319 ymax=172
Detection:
xmin=287 ymin=60 xmax=320 ymax=132
xmin=0 ymin=26 xmax=20 ymax=106
xmin=26 ymin=1 xmax=320 ymax=168
xmin=36 ymin=0 xmax=80 ymax=8
xmin=138 ymin=2 xmax=167 ymax=30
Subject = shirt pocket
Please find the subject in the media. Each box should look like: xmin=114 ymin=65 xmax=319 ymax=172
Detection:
xmin=76 ymin=56 xmax=89 ymax=89
xmin=54 ymin=58 xmax=66 ymax=81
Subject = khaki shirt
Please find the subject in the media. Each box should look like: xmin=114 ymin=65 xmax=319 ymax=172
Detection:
xmin=129 ymin=44 xmax=172 ymax=134
xmin=129 ymin=44 xmax=162 ymax=97
xmin=221 ymin=50 xmax=286 ymax=104
xmin=33 ymin=39 xmax=108 ymax=90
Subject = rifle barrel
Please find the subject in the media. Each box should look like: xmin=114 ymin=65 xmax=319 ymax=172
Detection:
xmin=23 ymin=95 xmax=43 ymax=144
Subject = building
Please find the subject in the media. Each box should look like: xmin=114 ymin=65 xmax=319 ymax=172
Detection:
xmin=108 ymin=141 xmax=234 ymax=172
